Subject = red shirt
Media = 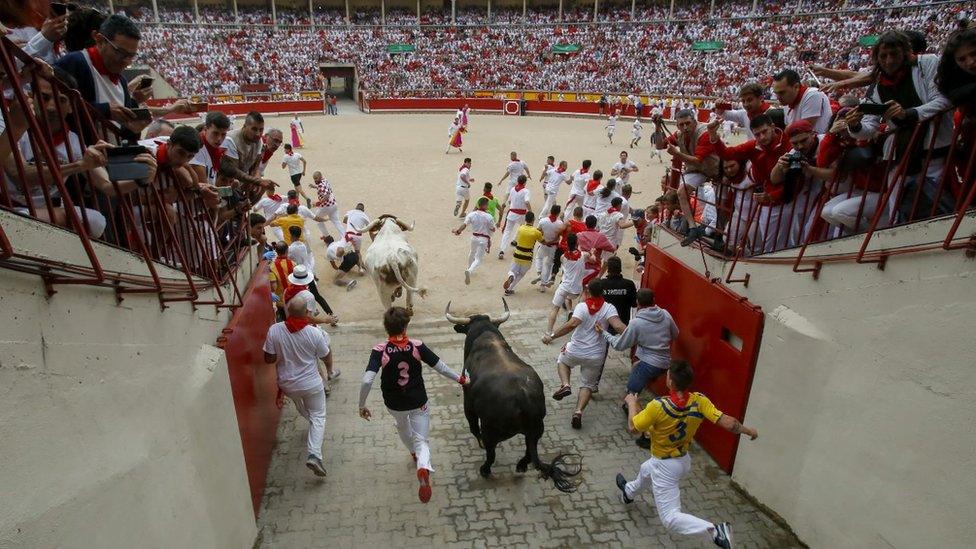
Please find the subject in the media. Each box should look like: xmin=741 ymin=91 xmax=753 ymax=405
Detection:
xmin=576 ymin=228 xmax=615 ymax=268
xmin=711 ymin=132 xmax=792 ymax=204
xmin=560 ymin=218 xmax=587 ymax=249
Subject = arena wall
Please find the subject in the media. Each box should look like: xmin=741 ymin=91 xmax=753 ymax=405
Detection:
xmin=647 ymin=214 xmax=976 ymax=548
xmin=0 ymin=212 xmax=259 ymax=549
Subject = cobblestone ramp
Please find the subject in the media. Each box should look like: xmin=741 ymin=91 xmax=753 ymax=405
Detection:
xmin=257 ymin=311 xmax=802 ymax=548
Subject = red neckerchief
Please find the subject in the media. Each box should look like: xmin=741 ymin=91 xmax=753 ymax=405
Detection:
xmin=285 ymin=151 xmax=293 ymax=156
xmin=267 ymin=193 xmax=282 ymax=201
xmin=483 ymin=191 xmax=493 ymax=200
xmin=748 ymin=101 xmax=771 ymax=118
xmin=283 ymin=283 xmax=306 ymax=304
xmin=607 ymin=207 xmax=620 ymax=214
xmin=288 ymin=197 xmax=300 ymax=206
xmin=459 ymin=164 xmax=467 ymax=172
xmin=198 ymin=131 xmax=224 ymax=168
xmin=260 ymin=135 xmax=275 ymax=163
xmin=388 ymin=333 xmax=410 ymax=349
xmin=50 ymin=130 xmax=67 ymax=148
xmin=879 ymin=66 xmax=910 ymax=87
xmin=284 ymin=317 xmax=311 ymax=333
xmin=584 ymin=296 xmax=605 ymax=315
xmin=556 ymin=165 xmax=566 ymax=173
xmin=562 ymin=248 xmax=581 ymax=260
xmin=586 ymin=179 xmax=601 ymax=193
xmin=155 ymin=141 xmax=169 ymax=167
xmin=668 ymin=390 xmax=689 ymax=408
xmin=579 ymin=166 xmax=589 ymax=174
xmin=548 ymin=214 xmax=559 ymax=222
xmin=514 ymin=182 xmax=525 ymax=192
xmin=86 ymin=46 xmax=120 ymax=85
xmin=787 ymin=85 xmax=808 ymax=110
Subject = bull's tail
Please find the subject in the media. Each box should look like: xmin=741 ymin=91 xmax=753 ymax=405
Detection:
xmin=529 ymin=432 xmax=582 ymax=493
xmin=390 ymin=260 xmax=428 ymax=298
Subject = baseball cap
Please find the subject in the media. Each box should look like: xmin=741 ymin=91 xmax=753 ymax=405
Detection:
xmin=785 ymin=120 xmax=814 ymax=138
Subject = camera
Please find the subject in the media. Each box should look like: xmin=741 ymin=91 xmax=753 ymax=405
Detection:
xmin=216 ymin=185 xmax=245 ymax=208
xmin=785 ymin=149 xmax=806 ymax=172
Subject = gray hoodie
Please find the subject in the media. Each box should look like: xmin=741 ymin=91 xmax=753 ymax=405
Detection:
xmin=603 ymin=305 xmax=678 ymax=369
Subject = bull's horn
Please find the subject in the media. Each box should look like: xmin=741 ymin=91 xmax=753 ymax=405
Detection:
xmin=363 ymin=219 xmax=382 ymax=233
xmin=488 ymin=298 xmax=511 ymax=325
xmin=408 ymin=220 xmax=416 ymax=231
xmin=444 ymin=301 xmax=470 ymax=325
xmin=393 ymin=218 xmax=411 ymax=231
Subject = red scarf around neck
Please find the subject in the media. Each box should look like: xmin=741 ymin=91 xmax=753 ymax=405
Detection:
xmin=388 ymin=333 xmax=410 ymax=348
xmin=668 ymin=390 xmax=689 ymax=408
xmin=283 ymin=283 xmax=307 ymax=304
xmin=562 ymin=248 xmax=581 ymax=260
xmin=579 ymin=166 xmax=589 ymax=174
xmin=86 ymin=46 xmax=120 ymax=85
xmin=483 ymin=191 xmax=493 ymax=200
xmin=607 ymin=207 xmax=620 ymax=214
xmin=268 ymin=193 xmax=282 ymax=201
xmin=556 ymin=165 xmax=567 ymax=173
xmin=459 ymin=164 xmax=468 ymax=172
xmin=548 ymin=214 xmax=559 ymax=222
xmin=198 ymin=131 xmax=224 ymax=167
xmin=879 ymin=67 xmax=910 ymax=87
xmin=514 ymin=182 xmax=525 ymax=192
xmin=284 ymin=317 xmax=311 ymax=333
xmin=584 ymin=296 xmax=605 ymax=315
xmin=787 ymin=85 xmax=808 ymax=110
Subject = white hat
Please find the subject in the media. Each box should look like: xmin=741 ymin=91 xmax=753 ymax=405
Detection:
xmin=287 ymin=265 xmax=313 ymax=286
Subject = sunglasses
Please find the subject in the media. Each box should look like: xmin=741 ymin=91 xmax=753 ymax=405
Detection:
xmin=99 ymin=34 xmax=138 ymax=59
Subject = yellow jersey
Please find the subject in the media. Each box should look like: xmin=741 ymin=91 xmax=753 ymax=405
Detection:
xmin=271 ymin=214 xmax=305 ymax=244
xmin=511 ymin=224 xmax=544 ymax=266
xmin=632 ymin=392 xmax=723 ymax=459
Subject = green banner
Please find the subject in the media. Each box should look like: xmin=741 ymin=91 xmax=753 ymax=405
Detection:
xmin=691 ymin=41 xmax=724 ymax=52
xmin=387 ymin=44 xmax=416 ymax=53
xmin=859 ymin=35 xmax=879 ymax=47
xmin=551 ymin=44 xmax=581 ymax=54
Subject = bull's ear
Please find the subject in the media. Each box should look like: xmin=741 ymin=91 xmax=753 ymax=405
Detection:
xmin=453 ymin=325 xmax=468 ymax=334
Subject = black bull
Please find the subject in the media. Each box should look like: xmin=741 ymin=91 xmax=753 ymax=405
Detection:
xmin=446 ymin=300 xmax=582 ymax=492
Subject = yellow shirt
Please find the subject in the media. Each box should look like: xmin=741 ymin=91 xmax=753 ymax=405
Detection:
xmin=512 ymin=224 xmax=544 ymax=266
xmin=632 ymin=392 xmax=723 ymax=459
xmin=270 ymin=214 xmax=305 ymax=244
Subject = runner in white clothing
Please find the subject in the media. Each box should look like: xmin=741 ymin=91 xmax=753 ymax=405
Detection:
xmin=566 ymin=160 xmax=592 ymax=212
xmin=606 ymin=112 xmax=618 ymax=144
xmin=611 ymin=150 xmax=640 ymax=186
xmin=543 ymin=279 xmax=627 ymax=429
xmin=531 ymin=204 xmax=565 ymax=289
xmin=497 ymin=175 xmax=532 ymax=259
xmin=497 ymin=151 xmax=530 ymax=204
xmin=454 ymin=157 xmax=475 ymax=218
xmin=546 ymin=233 xmax=587 ymax=335
xmin=311 ymin=171 xmax=344 ymax=240
xmin=630 ymin=118 xmax=644 ymax=148
xmin=453 ymin=197 xmax=496 ymax=285
xmin=541 ymin=160 xmax=569 ymax=215
xmin=342 ymin=204 xmax=372 ymax=256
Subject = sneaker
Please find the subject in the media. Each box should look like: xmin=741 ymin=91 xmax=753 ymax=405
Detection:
xmin=306 ymin=455 xmax=327 ymax=477
xmin=711 ymin=234 xmax=726 ymax=252
xmin=503 ymin=274 xmax=514 ymax=290
xmin=417 ymin=468 xmax=432 ymax=503
xmin=552 ymin=385 xmax=572 ymax=400
xmin=504 ymin=289 xmax=515 ymax=296
xmin=571 ymin=412 xmax=583 ymax=429
xmin=497 ymin=251 xmax=504 ymax=260
xmin=530 ymin=276 xmax=541 ymax=285
xmin=681 ymin=226 xmax=705 ymax=247
xmin=324 ymin=382 xmax=331 ymax=396
xmin=464 ymin=270 xmax=471 ymax=285
xmin=615 ymin=473 xmax=634 ymax=504
xmin=346 ymin=279 xmax=357 ymax=291
xmin=713 ymin=522 xmax=733 ymax=549
xmin=635 ymin=435 xmax=651 ymax=450
xmin=453 ymin=203 xmax=461 ymax=217
xmin=328 ymin=369 xmax=341 ymax=380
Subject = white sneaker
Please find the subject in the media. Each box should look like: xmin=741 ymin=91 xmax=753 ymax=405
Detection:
xmin=346 ymin=280 xmax=357 ymax=291
xmin=328 ymin=369 xmax=341 ymax=380
xmin=530 ymin=276 xmax=541 ymax=285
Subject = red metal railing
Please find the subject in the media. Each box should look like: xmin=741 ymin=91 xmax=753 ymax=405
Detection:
xmin=0 ymin=37 xmax=250 ymax=308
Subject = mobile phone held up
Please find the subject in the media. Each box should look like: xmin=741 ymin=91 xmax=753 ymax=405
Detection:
xmin=106 ymin=145 xmax=151 ymax=184
xmin=138 ymin=77 xmax=154 ymax=90
xmin=190 ymin=102 xmax=208 ymax=113
xmin=131 ymin=108 xmax=153 ymax=121
xmin=857 ymin=103 xmax=889 ymax=116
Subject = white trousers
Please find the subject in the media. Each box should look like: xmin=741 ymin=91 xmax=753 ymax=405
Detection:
xmin=314 ymin=205 xmax=344 ymax=239
xmin=751 ymin=204 xmax=789 ymax=254
xmin=468 ymin=236 xmax=489 ymax=272
xmin=541 ymin=192 xmax=558 ymax=217
xmin=389 ymin=404 xmax=432 ymax=471
xmin=533 ymin=243 xmax=557 ymax=283
xmin=788 ymin=181 xmax=824 ymax=247
xmin=821 ymin=189 xmax=881 ymax=232
xmin=625 ymin=455 xmax=713 ymax=537
xmin=287 ymin=387 xmax=327 ymax=460
xmin=507 ymin=262 xmax=531 ymax=289
xmin=499 ymin=213 xmax=524 ymax=254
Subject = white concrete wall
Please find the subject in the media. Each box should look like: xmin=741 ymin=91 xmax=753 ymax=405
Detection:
xmin=652 ymin=213 xmax=976 ymax=548
xmin=0 ymin=213 xmax=258 ymax=549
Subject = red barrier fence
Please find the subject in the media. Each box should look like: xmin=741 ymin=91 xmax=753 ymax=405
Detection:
xmin=641 ymin=244 xmax=764 ymax=474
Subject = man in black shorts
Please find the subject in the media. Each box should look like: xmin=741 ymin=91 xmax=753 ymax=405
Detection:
xmin=359 ymin=307 xmax=466 ymax=502
xmin=325 ymin=235 xmax=358 ymax=291
xmin=281 ymin=143 xmax=311 ymax=207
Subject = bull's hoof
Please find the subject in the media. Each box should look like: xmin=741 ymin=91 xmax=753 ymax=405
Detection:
xmin=479 ymin=465 xmax=492 ymax=479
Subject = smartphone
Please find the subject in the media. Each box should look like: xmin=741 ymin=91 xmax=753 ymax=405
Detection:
xmin=216 ymin=186 xmax=236 ymax=198
xmin=138 ymin=77 xmax=154 ymax=90
xmin=190 ymin=102 xmax=208 ymax=113
xmin=857 ymin=103 xmax=889 ymax=116
xmin=50 ymin=2 xmax=68 ymax=15
xmin=130 ymin=107 xmax=153 ymax=121
xmin=106 ymin=145 xmax=151 ymax=183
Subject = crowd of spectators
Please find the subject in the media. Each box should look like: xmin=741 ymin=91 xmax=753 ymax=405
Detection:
xmin=130 ymin=2 xmax=965 ymax=96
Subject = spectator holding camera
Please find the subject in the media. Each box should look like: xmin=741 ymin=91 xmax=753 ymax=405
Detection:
xmin=770 ymin=120 xmax=827 ymax=246
xmin=848 ymin=30 xmax=955 ymax=222
xmin=817 ymin=109 xmax=886 ymax=234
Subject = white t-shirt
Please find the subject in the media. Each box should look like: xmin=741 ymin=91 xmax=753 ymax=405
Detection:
xmin=189 ymin=143 xmax=223 ymax=185
xmin=262 ymin=323 xmax=330 ymax=393
xmin=544 ymin=169 xmax=568 ymax=196
xmin=282 ymin=152 xmax=304 ymax=176
xmin=599 ymin=210 xmax=626 ymax=247
xmin=456 ymin=167 xmax=472 ymax=189
xmin=722 ymin=109 xmax=753 ymax=138
xmin=8 ymin=131 xmax=83 ymax=207
xmin=558 ymin=252 xmax=586 ymax=294
xmin=506 ymin=187 xmax=531 ymax=214
xmin=537 ymin=216 xmax=564 ymax=243
xmin=81 ymin=48 xmax=125 ymax=108
xmin=606 ymin=116 xmax=617 ymax=128
xmin=612 ymin=160 xmax=638 ymax=184
xmin=565 ymin=301 xmax=619 ymax=359
xmin=275 ymin=203 xmax=316 ymax=220
xmin=254 ymin=195 xmax=285 ymax=219
xmin=464 ymin=210 xmax=495 ymax=237
xmin=632 ymin=120 xmax=643 ymax=137
xmin=506 ymin=160 xmax=528 ymax=186
xmin=594 ymin=188 xmax=622 ymax=216
xmin=327 ymin=239 xmax=354 ymax=261
xmin=288 ymin=240 xmax=315 ymax=272
xmin=344 ymin=209 xmax=370 ymax=234
xmin=785 ymin=87 xmax=832 ymax=135
xmin=570 ymin=169 xmax=590 ymax=196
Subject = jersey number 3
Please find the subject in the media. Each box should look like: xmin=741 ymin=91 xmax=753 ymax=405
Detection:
xmin=669 ymin=421 xmax=688 ymax=443
xmin=396 ymin=361 xmax=410 ymax=387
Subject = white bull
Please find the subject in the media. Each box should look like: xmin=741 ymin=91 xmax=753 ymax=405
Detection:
xmin=361 ymin=215 xmax=427 ymax=313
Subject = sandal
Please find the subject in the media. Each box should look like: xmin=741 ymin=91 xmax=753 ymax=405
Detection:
xmin=571 ymin=412 xmax=583 ymax=429
xmin=552 ymin=385 xmax=572 ymax=401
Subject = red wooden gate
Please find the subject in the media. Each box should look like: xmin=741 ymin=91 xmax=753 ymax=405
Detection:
xmin=640 ymin=245 xmax=764 ymax=473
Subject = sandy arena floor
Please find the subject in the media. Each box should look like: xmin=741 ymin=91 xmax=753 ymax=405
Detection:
xmin=260 ymin=111 xmax=676 ymax=324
